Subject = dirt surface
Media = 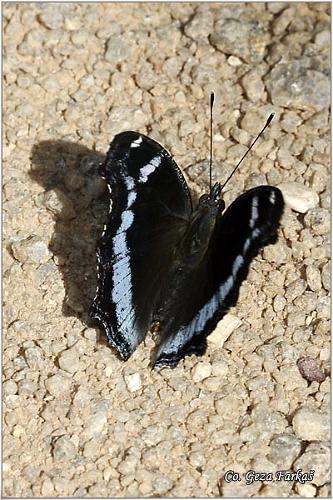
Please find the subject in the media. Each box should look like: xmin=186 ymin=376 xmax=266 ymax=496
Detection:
xmin=3 ymin=3 xmax=330 ymax=498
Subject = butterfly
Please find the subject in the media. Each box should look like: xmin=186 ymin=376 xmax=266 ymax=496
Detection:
xmin=90 ymin=119 xmax=284 ymax=368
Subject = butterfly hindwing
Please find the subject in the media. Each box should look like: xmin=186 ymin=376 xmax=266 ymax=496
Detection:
xmin=154 ymin=186 xmax=284 ymax=367
xmin=90 ymin=132 xmax=192 ymax=360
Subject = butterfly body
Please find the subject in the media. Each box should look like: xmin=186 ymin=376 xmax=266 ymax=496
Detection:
xmin=90 ymin=131 xmax=284 ymax=367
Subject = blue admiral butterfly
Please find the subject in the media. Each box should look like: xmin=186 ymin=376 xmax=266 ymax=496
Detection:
xmin=90 ymin=99 xmax=284 ymax=367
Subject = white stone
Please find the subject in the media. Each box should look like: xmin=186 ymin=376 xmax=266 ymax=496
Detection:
xmin=208 ymin=314 xmax=242 ymax=347
xmin=45 ymin=373 xmax=71 ymax=396
xmin=277 ymin=182 xmax=319 ymax=213
xmin=191 ymin=361 xmax=212 ymax=382
xmin=295 ymin=483 xmax=317 ymax=497
xmin=124 ymin=373 xmax=142 ymax=392
xmin=227 ymin=55 xmax=242 ymax=66
xmin=58 ymin=347 xmax=80 ymax=374
xmin=292 ymin=406 xmax=329 ymax=441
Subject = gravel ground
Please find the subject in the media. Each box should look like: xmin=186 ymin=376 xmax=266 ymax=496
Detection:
xmin=3 ymin=3 xmax=330 ymax=498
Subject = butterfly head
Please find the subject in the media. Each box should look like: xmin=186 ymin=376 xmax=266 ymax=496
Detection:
xmin=199 ymin=182 xmax=225 ymax=213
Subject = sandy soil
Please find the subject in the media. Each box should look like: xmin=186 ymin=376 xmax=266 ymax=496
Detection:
xmin=3 ymin=3 xmax=330 ymax=497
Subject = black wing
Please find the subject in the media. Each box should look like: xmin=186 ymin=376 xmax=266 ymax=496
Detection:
xmin=90 ymin=132 xmax=192 ymax=360
xmin=154 ymin=186 xmax=284 ymax=367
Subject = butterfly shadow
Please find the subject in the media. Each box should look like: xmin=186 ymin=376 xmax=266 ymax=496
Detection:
xmin=29 ymin=140 xmax=108 ymax=332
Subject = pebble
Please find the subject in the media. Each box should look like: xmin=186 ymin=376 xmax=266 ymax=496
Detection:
xmin=3 ymin=380 xmax=18 ymax=395
xmin=207 ymin=314 xmax=242 ymax=348
xmin=210 ymin=19 xmax=267 ymax=63
xmin=58 ymin=347 xmax=80 ymax=374
xmin=277 ymin=182 xmax=319 ymax=213
xmin=241 ymin=70 xmax=265 ymax=102
xmin=11 ymin=236 xmax=51 ymax=265
xmin=304 ymin=208 xmax=330 ymax=235
xmin=84 ymin=401 xmax=110 ymax=439
xmin=297 ymin=357 xmax=325 ymax=383
xmin=42 ymin=190 xmax=76 ymax=220
xmin=105 ymin=35 xmax=131 ymax=64
xmin=45 ymin=373 xmax=72 ymax=397
xmin=305 ymin=265 xmax=323 ymax=292
xmin=191 ymin=361 xmax=212 ymax=382
xmin=124 ymin=373 xmax=142 ymax=392
xmin=227 ymin=55 xmax=242 ymax=66
xmin=269 ymin=434 xmax=301 ymax=468
xmin=24 ymin=346 xmax=44 ymax=369
xmin=53 ymin=435 xmax=77 ymax=462
xmin=293 ymin=442 xmax=330 ymax=486
xmin=266 ymin=58 xmax=330 ymax=110
xmin=152 ymin=474 xmax=173 ymax=495
xmin=295 ymin=483 xmax=317 ymax=497
xmin=292 ymin=406 xmax=329 ymax=441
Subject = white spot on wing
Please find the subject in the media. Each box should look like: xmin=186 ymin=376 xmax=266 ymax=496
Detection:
xmin=250 ymin=196 xmax=259 ymax=228
xmin=139 ymin=156 xmax=162 ymax=183
xmin=269 ymin=191 xmax=276 ymax=204
xmin=130 ymin=136 xmax=143 ymax=148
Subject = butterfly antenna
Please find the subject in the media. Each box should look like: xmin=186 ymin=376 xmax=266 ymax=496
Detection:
xmin=220 ymin=113 xmax=274 ymax=192
xmin=209 ymin=92 xmax=214 ymax=195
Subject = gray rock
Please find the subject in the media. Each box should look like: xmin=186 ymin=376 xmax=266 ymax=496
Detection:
xmin=53 ymin=435 xmax=77 ymax=461
xmin=293 ymin=442 xmax=330 ymax=486
xmin=11 ymin=236 xmax=51 ymax=264
xmin=241 ymin=70 xmax=265 ymax=102
xmin=105 ymin=34 xmax=131 ymax=64
xmin=84 ymin=400 xmax=110 ymax=439
xmin=292 ymin=406 xmax=329 ymax=441
xmin=269 ymin=433 xmax=301 ymax=468
xmin=210 ymin=19 xmax=268 ymax=63
xmin=266 ymin=58 xmax=330 ymax=110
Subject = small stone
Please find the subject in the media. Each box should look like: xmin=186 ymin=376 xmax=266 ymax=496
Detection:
xmin=105 ymin=35 xmax=131 ymax=64
xmin=208 ymin=314 xmax=242 ymax=348
xmin=227 ymin=55 xmax=242 ymax=66
xmin=210 ymin=18 xmax=267 ymax=63
xmin=211 ymin=360 xmax=228 ymax=378
xmin=24 ymin=346 xmax=44 ymax=369
xmin=269 ymin=434 xmax=301 ymax=469
xmin=293 ymin=442 xmax=330 ymax=487
xmin=41 ymin=478 xmax=55 ymax=496
xmin=305 ymin=265 xmax=322 ymax=292
xmin=11 ymin=236 xmax=51 ymax=264
xmin=297 ymin=357 xmax=325 ymax=383
xmin=241 ymin=70 xmax=265 ymax=102
xmin=3 ymin=380 xmax=18 ymax=395
xmin=304 ymin=208 xmax=330 ymax=235
xmin=295 ymin=483 xmax=317 ymax=497
xmin=266 ymin=58 xmax=330 ymax=111
xmin=42 ymin=190 xmax=76 ymax=219
xmin=18 ymin=379 xmax=38 ymax=395
xmin=53 ymin=435 xmax=77 ymax=461
xmin=277 ymin=182 xmax=319 ymax=213
xmin=83 ymin=328 xmax=99 ymax=343
xmin=39 ymin=9 xmax=64 ymax=30
xmin=84 ymin=400 xmax=110 ymax=438
xmin=152 ymin=474 xmax=173 ymax=495
xmin=124 ymin=373 xmax=142 ymax=392
xmin=292 ymin=406 xmax=329 ymax=441
xmin=191 ymin=361 xmax=212 ymax=382
xmin=58 ymin=347 xmax=80 ymax=374
xmin=45 ymin=373 xmax=71 ymax=397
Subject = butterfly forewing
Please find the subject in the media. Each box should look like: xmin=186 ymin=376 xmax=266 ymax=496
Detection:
xmin=154 ymin=186 xmax=284 ymax=367
xmin=90 ymin=132 xmax=192 ymax=359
